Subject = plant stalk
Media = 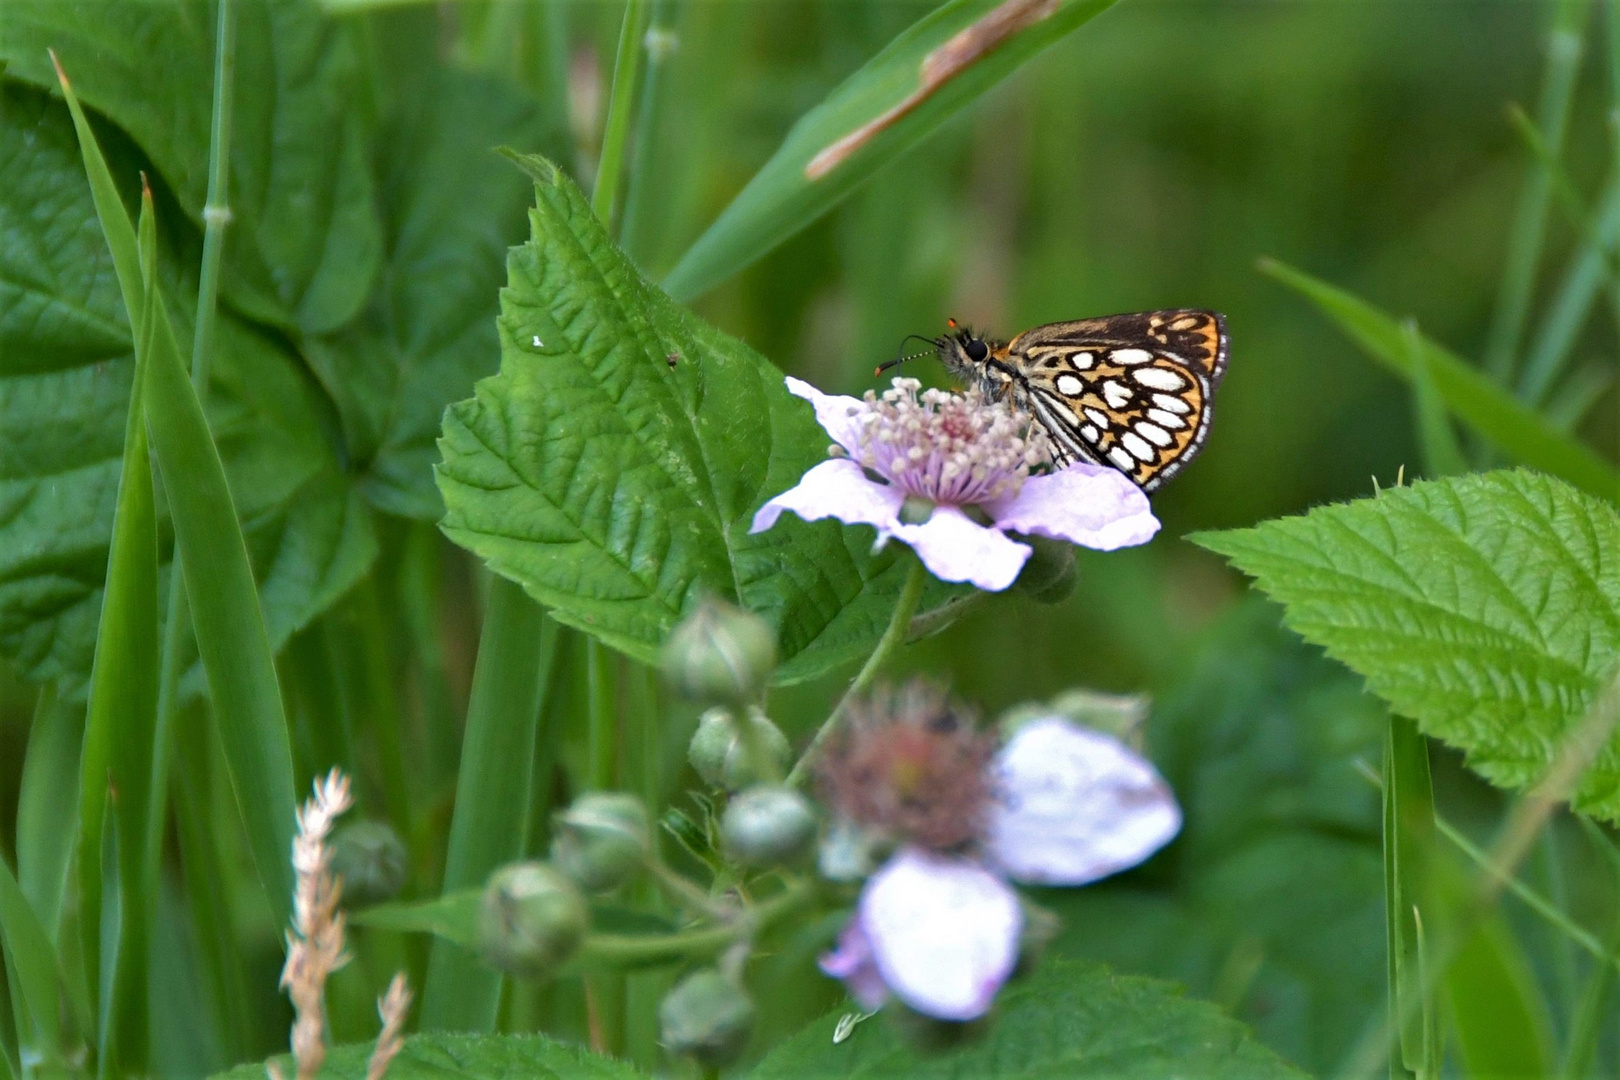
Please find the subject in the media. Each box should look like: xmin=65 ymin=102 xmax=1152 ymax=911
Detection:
xmin=592 ymin=0 xmax=653 ymax=230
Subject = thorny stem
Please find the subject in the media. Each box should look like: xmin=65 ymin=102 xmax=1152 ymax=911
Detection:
xmin=786 ymin=554 xmax=930 ymax=789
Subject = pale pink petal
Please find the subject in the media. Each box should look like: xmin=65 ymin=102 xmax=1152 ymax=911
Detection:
xmin=986 ymin=718 xmax=1181 ymax=886
xmin=984 ymin=463 xmax=1159 ymax=551
xmin=890 ymin=506 xmax=1030 ymax=592
xmin=860 ymin=848 xmax=1022 ymax=1021
xmin=750 ymin=459 xmax=904 ymax=534
xmin=786 ymin=376 xmax=867 ymax=454
xmin=818 ymin=918 xmax=889 ymax=1011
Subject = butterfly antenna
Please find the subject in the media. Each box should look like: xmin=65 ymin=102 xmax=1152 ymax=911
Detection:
xmin=875 ymin=334 xmax=941 ymax=376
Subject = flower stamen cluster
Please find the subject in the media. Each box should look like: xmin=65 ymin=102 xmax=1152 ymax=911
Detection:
xmin=839 ymin=379 xmax=1050 ymax=506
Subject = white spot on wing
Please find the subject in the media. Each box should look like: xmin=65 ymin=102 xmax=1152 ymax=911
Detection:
xmin=1147 ymin=408 xmax=1185 ymax=429
xmin=1153 ymin=393 xmax=1191 ymax=414
xmin=1101 ymin=380 xmax=1132 ymax=408
xmin=1111 ymin=348 xmax=1153 ymax=365
xmin=1132 ymin=367 xmax=1186 ymax=391
xmin=1055 ymin=374 xmax=1085 ymax=396
xmin=1072 ymin=351 xmax=1096 ymax=369
xmin=1135 ymin=421 xmax=1172 ymax=447
xmin=1120 ymin=432 xmax=1156 ymax=461
xmin=1083 ymin=407 xmax=1111 ymax=429
xmin=1081 ymin=425 xmax=1100 ymax=442
xmin=1107 ymin=446 xmax=1136 ymax=471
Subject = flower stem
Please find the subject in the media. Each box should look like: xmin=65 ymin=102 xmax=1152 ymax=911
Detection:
xmin=591 ymin=0 xmax=652 ymax=230
xmin=579 ymin=879 xmax=816 ymax=966
xmin=786 ymin=554 xmax=929 ymax=788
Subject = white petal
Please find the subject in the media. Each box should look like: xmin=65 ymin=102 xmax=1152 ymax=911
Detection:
xmin=986 ymin=718 xmax=1180 ymax=886
xmin=890 ymin=506 xmax=1030 ymax=591
xmin=860 ymin=848 xmax=1023 ymax=1021
xmin=786 ymin=376 xmax=867 ymax=455
xmin=750 ymin=459 xmax=904 ymax=534
xmin=983 ymin=463 xmax=1159 ymax=551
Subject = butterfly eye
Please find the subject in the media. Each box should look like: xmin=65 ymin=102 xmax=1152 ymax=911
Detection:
xmin=964 ymin=339 xmax=989 ymax=362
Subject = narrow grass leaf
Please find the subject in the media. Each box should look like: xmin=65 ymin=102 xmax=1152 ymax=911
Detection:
xmin=1260 ymin=259 xmax=1618 ymax=501
xmin=663 ymin=0 xmax=1120 ymax=301
xmin=52 ymin=54 xmax=299 ymax=930
xmin=1382 ymin=717 xmax=1439 ymax=1076
xmin=208 ymin=1032 xmax=647 ymax=1080
xmin=419 ymin=577 xmax=558 ymax=1031
xmin=1446 ymin=909 xmax=1555 ymax=1080
xmin=1518 ymin=179 xmax=1620 ymax=407
xmin=1403 ymin=320 xmax=1467 ymax=479
xmin=15 ymin=686 xmax=80 ymax=940
xmin=0 ymin=855 xmax=65 ymax=1066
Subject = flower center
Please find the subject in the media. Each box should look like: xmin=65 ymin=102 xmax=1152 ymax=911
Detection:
xmin=848 ymin=379 xmax=1050 ymax=507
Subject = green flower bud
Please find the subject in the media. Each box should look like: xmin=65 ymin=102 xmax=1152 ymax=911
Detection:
xmin=659 ymin=968 xmax=756 ymax=1067
xmin=721 ymin=785 xmax=817 ymax=868
xmin=477 ymin=862 xmax=588 ymax=981
xmin=817 ymin=817 xmax=888 ymax=882
xmin=551 ymin=792 xmax=650 ymax=893
xmin=662 ymin=597 xmax=777 ymax=706
xmin=1011 ymin=534 xmax=1076 ymax=604
xmin=1001 ymin=688 xmax=1149 ymax=745
xmin=328 ymin=820 xmax=408 ymax=908
xmin=688 ymin=707 xmax=791 ymax=791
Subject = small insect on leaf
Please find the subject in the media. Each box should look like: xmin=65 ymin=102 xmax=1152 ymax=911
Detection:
xmin=667 ymin=352 xmax=681 ymax=369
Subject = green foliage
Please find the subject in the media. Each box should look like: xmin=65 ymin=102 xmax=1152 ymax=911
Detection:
xmin=0 ymin=78 xmax=375 ymax=699
xmin=750 ymin=959 xmax=1306 ymax=1079
xmin=664 ymin=0 xmax=1119 ymax=301
xmin=436 ymin=152 xmax=954 ymax=682
xmin=211 ymin=1033 xmax=647 ymax=1080
xmin=1259 ymin=260 xmax=1618 ymax=503
xmin=1195 ymin=470 xmax=1620 ymax=818
xmin=1046 ymin=601 xmax=1386 ymax=1073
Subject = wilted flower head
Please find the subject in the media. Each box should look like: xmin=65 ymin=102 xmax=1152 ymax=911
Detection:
xmin=817 ymin=682 xmax=995 ymax=852
xmin=816 ymin=692 xmax=1181 ymax=1023
xmin=751 ymin=378 xmax=1160 ymax=591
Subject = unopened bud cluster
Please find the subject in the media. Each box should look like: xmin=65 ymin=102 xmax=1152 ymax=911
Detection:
xmin=662 ymin=596 xmax=777 ymax=707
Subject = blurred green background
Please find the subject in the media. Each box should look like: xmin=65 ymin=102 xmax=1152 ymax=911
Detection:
xmin=3 ymin=0 xmax=1617 ymax=1075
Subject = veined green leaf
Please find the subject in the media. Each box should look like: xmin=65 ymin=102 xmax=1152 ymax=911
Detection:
xmin=1259 ymin=259 xmax=1618 ymax=502
xmin=0 ymin=79 xmax=377 ymax=702
xmin=53 ymin=59 xmax=299 ymax=928
xmin=663 ymin=0 xmax=1120 ymax=301
xmin=750 ymin=959 xmax=1306 ymax=1079
xmin=1194 ymin=470 xmax=1620 ymax=817
xmin=435 ymin=153 xmax=958 ymax=683
xmin=2 ymin=0 xmax=383 ymax=334
xmin=209 ymin=1032 xmax=647 ymax=1080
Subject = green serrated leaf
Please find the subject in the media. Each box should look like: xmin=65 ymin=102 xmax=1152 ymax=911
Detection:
xmin=0 ymin=79 xmax=376 ymax=700
xmin=750 ymin=958 xmax=1306 ymax=1079
xmin=1194 ymin=469 xmax=1620 ymax=818
xmin=435 ymin=153 xmax=958 ymax=682
xmin=1 ymin=0 xmax=383 ymax=334
xmin=209 ymin=1032 xmax=648 ymax=1080
xmin=664 ymin=0 xmax=1119 ymax=301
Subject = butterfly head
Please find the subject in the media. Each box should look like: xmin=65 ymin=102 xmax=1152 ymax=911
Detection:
xmin=875 ymin=318 xmax=996 ymax=380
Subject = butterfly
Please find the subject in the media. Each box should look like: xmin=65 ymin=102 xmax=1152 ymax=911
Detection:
xmin=884 ymin=310 xmax=1227 ymax=492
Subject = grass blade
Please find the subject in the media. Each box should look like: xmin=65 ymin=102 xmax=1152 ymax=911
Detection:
xmin=1403 ymin=319 xmax=1467 ymax=479
xmin=51 ymin=55 xmax=299 ymax=931
xmin=1383 ymin=716 xmax=1438 ymax=1078
xmin=1446 ymin=910 xmax=1555 ymax=1080
xmin=592 ymin=0 xmax=652 ymax=230
xmin=16 ymin=686 xmax=80 ymax=941
xmin=663 ymin=0 xmax=1120 ymax=301
xmin=419 ymin=576 xmax=560 ymax=1031
xmin=0 ymin=854 xmax=67 ymax=1068
xmin=1260 ymin=258 xmax=1618 ymax=501
xmin=1517 ymin=178 xmax=1620 ymax=407
xmin=1482 ymin=0 xmax=1593 ymax=384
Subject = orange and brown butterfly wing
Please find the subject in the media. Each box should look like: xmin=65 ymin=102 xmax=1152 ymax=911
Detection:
xmin=999 ymin=310 xmax=1227 ymax=492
